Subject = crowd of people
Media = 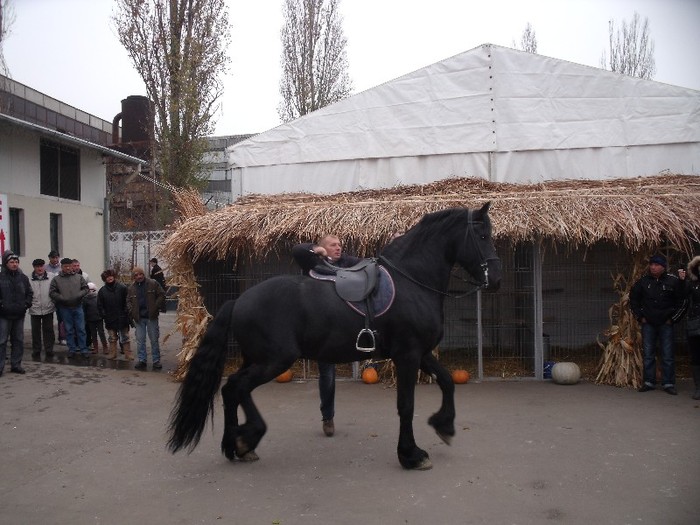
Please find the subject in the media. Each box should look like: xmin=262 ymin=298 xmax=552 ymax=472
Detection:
xmin=0 ymin=250 xmax=167 ymax=376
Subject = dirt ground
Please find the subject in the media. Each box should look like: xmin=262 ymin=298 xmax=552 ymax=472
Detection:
xmin=1 ymin=311 xmax=699 ymax=525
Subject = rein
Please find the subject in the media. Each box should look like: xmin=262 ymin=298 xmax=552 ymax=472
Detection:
xmin=378 ymin=210 xmax=494 ymax=299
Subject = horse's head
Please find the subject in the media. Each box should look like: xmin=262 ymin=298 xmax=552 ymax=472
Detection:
xmin=457 ymin=202 xmax=502 ymax=291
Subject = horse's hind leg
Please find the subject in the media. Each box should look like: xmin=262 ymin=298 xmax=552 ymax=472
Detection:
xmin=220 ymin=364 xmax=275 ymax=462
xmin=421 ymin=352 xmax=456 ymax=444
xmin=220 ymin=373 xmax=242 ymax=461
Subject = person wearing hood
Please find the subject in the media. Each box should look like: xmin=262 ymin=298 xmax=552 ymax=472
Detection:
xmin=630 ymin=254 xmax=686 ymax=395
xmin=0 ymin=251 xmax=33 ymax=375
xmin=49 ymin=258 xmax=89 ymax=359
xmin=678 ymin=256 xmax=700 ymax=399
xmin=28 ymin=258 xmax=56 ymax=361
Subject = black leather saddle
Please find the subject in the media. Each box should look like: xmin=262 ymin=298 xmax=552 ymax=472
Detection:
xmin=309 ymin=259 xmax=392 ymax=352
xmin=311 ymin=258 xmax=379 ymax=303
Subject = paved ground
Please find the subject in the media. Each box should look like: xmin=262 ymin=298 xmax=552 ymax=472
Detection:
xmin=1 ymin=312 xmax=699 ymax=524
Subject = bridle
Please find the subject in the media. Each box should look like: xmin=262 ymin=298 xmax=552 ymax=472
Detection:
xmin=379 ymin=210 xmax=496 ymax=299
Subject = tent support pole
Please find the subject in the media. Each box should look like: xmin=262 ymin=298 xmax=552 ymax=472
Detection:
xmin=533 ymin=238 xmax=544 ymax=379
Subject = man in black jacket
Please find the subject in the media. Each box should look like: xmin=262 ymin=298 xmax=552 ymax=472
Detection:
xmin=97 ymin=269 xmax=133 ymax=361
xmin=292 ymin=235 xmax=361 ymax=437
xmin=0 ymin=251 xmax=33 ymax=375
xmin=630 ymin=254 xmax=686 ymax=395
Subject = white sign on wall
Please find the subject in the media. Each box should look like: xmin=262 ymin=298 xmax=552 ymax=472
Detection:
xmin=0 ymin=193 xmax=8 ymax=255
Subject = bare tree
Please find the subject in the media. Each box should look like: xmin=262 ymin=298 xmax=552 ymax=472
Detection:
xmin=600 ymin=12 xmax=656 ymax=80
xmin=113 ymin=0 xmax=231 ymax=189
xmin=279 ymin=0 xmax=352 ymax=122
xmin=0 ymin=0 xmax=15 ymax=76
xmin=513 ymin=22 xmax=537 ymax=53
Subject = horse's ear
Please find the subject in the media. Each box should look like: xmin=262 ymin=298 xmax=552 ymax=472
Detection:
xmin=479 ymin=201 xmax=491 ymax=215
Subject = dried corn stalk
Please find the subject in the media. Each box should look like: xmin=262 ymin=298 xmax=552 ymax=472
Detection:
xmin=595 ymin=253 xmax=647 ymax=388
xmin=163 ymin=188 xmax=213 ymax=381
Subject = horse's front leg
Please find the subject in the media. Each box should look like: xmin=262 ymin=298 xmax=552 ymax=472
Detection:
xmin=394 ymin=356 xmax=432 ymax=470
xmin=421 ymin=352 xmax=456 ymax=444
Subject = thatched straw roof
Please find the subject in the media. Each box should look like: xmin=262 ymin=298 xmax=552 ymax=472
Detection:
xmin=162 ymin=174 xmax=700 ymax=262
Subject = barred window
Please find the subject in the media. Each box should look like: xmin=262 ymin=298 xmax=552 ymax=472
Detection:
xmin=40 ymin=139 xmax=81 ymax=200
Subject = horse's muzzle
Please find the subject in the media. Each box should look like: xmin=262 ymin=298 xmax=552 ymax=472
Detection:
xmin=485 ymin=258 xmax=502 ymax=291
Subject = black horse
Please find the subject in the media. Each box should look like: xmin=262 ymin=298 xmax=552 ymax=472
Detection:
xmin=168 ymin=203 xmax=502 ymax=470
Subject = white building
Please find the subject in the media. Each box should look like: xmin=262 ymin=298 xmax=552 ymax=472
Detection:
xmin=0 ymin=76 xmax=145 ymax=277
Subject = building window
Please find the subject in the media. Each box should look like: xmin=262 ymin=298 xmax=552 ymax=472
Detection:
xmin=9 ymin=208 xmax=24 ymax=256
xmin=40 ymin=139 xmax=81 ymax=200
xmin=50 ymin=213 xmax=62 ymax=255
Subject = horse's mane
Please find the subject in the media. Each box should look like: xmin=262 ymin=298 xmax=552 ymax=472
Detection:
xmin=381 ymin=208 xmax=473 ymax=258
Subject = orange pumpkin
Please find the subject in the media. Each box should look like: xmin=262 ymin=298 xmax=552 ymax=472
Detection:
xmin=275 ymin=370 xmax=293 ymax=383
xmin=362 ymin=367 xmax=379 ymax=384
xmin=452 ymin=369 xmax=470 ymax=384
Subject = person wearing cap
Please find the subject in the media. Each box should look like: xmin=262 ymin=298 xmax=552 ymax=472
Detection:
xmin=49 ymin=257 xmax=90 ymax=359
xmin=28 ymin=258 xmax=56 ymax=361
xmin=0 ymin=250 xmax=33 ymax=375
xmin=630 ymin=254 xmax=687 ymax=395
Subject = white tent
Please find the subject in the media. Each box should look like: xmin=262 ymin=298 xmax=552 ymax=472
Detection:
xmin=228 ymin=43 xmax=700 ymax=195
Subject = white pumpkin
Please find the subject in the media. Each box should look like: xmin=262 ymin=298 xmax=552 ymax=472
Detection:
xmin=551 ymin=362 xmax=581 ymax=385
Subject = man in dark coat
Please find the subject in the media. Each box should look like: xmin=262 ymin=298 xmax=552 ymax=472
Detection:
xmin=292 ymin=235 xmax=362 ymax=437
xmin=0 ymin=251 xmax=33 ymax=375
xmin=630 ymin=254 xmax=686 ymax=395
xmin=97 ymin=269 xmax=133 ymax=360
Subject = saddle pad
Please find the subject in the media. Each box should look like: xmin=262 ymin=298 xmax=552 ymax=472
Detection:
xmin=309 ymin=265 xmax=395 ymax=318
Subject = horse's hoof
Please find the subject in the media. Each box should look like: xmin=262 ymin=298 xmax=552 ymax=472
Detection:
xmin=436 ymin=430 xmax=453 ymax=446
xmin=238 ymin=451 xmax=260 ymax=462
xmin=414 ymin=458 xmax=433 ymax=470
xmin=235 ymin=436 xmax=250 ymax=457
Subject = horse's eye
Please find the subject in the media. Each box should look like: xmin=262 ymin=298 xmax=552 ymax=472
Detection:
xmin=480 ymin=234 xmax=487 ymax=240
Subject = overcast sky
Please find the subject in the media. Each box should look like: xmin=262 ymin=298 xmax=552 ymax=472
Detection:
xmin=4 ymin=0 xmax=700 ymax=136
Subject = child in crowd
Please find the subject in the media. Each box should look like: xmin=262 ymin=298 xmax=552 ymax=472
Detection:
xmin=83 ymin=282 xmax=107 ymax=354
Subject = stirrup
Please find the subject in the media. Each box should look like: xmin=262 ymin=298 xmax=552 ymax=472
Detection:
xmin=356 ymin=329 xmax=376 ymax=352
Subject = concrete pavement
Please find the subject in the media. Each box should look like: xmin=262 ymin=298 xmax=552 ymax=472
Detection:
xmin=1 ymin=311 xmax=699 ymax=524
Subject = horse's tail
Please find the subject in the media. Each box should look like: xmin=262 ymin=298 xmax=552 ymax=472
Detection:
xmin=167 ymin=299 xmax=236 ymax=454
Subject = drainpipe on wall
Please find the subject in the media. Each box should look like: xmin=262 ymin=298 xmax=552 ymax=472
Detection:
xmin=103 ymin=196 xmax=110 ymax=269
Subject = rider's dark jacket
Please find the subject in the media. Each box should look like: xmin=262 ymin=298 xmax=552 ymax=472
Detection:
xmin=292 ymin=243 xmax=361 ymax=275
xmin=630 ymin=271 xmax=686 ymax=326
